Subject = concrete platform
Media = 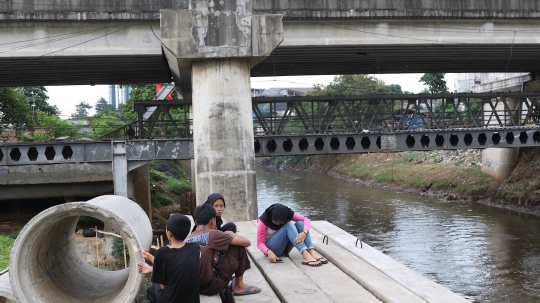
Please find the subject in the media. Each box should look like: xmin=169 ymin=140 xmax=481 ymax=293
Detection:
xmin=1 ymin=219 xmax=469 ymax=303
xmin=234 ymin=220 xmax=470 ymax=303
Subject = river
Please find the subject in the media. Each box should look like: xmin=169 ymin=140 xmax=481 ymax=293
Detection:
xmin=256 ymin=167 xmax=540 ymax=303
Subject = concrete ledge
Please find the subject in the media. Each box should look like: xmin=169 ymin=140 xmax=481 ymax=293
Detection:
xmin=236 ymin=254 xmax=280 ymax=303
xmin=236 ymin=221 xmax=333 ymax=303
xmin=311 ymin=221 xmax=469 ymax=303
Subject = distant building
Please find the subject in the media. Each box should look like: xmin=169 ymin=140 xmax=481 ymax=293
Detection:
xmin=251 ymin=88 xmax=265 ymax=97
xmin=252 ymin=87 xmax=312 ymax=120
xmin=454 ymin=73 xmax=529 ymax=93
xmin=108 ymin=85 xmax=132 ymax=109
xmin=262 ymin=87 xmax=311 ymax=115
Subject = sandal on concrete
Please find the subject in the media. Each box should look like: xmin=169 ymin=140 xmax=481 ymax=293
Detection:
xmin=318 ymin=257 xmax=328 ymax=264
xmin=233 ymin=286 xmax=262 ymax=296
xmin=302 ymin=260 xmax=321 ymax=267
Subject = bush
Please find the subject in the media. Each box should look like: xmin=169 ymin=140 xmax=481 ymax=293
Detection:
xmin=8 ymin=228 xmax=21 ymax=240
xmin=0 ymin=235 xmax=15 ymax=271
xmin=112 ymin=236 xmax=130 ymax=262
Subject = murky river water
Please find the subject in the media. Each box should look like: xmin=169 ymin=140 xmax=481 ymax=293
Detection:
xmin=256 ymin=168 xmax=540 ymax=303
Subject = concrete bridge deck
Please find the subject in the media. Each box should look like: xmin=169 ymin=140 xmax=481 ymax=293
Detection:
xmin=2 ymin=1 xmax=540 ymax=86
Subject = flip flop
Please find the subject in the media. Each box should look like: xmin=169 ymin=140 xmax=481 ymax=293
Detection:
xmin=318 ymin=257 xmax=329 ymax=264
xmin=301 ymin=260 xmax=321 ymax=267
xmin=233 ymin=285 xmax=262 ymax=296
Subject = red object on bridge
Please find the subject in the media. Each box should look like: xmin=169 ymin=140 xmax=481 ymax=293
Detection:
xmin=156 ymin=84 xmax=173 ymax=100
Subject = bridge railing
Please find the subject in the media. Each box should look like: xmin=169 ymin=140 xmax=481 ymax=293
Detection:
xmin=96 ymin=93 xmax=540 ymax=140
xmin=252 ymin=93 xmax=538 ymax=135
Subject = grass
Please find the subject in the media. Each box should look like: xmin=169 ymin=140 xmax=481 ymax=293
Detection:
xmin=0 ymin=235 xmax=14 ymax=271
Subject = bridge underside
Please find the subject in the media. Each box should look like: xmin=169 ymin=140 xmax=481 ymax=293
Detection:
xmin=0 ymin=44 xmax=538 ymax=86
xmin=0 ymin=55 xmax=171 ymax=86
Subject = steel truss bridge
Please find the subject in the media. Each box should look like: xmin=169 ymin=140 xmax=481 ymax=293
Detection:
xmin=2 ymin=92 xmax=540 ymax=166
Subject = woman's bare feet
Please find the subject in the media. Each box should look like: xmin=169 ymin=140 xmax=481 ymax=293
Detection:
xmin=301 ymin=250 xmax=321 ymax=266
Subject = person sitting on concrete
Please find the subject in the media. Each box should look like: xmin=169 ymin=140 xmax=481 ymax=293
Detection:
xmin=186 ymin=203 xmax=261 ymax=297
xmin=206 ymin=193 xmax=237 ymax=233
xmin=257 ymin=203 xmax=328 ymax=267
xmin=137 ymin=213 xmax=201 ymax=303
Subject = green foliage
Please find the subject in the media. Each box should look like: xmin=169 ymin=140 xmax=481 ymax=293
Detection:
xmin=375 ymin=171 xmax=393 ymax=183
xmin=165 ymin=177 xmax=192 ymax=195
xmin=0 ymin=87 xmax=35 ymax=134
xmin=18 ymin=86 xmax=59 ymax=119
xmin=33 ymin=111 xmax=82 ymax=140
xmin=0 ymin=235 xmax=14 ymax=271
xmin=307 ymin=75 xmax=393 ymax=96
xmin=112 ymin=236 xmax=129 ymax=261
xmin=388 ymin=84 xmax=403 ymax=94
xmin=88 ymin=111 xmax=126 ymax=139
xmin=149 ymin=159 xmax=192 ymax=208
xmin=95 ymin=97 xmax=115 ymax=113
xmin=419 ymin=73 xmax=448 ymax=94
xmin=71 ymin=101 xmax=93 ymax=119
xmin=8 ymin=228 xmax=21 ymax=240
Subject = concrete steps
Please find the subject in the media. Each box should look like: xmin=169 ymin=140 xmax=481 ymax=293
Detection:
xmin=234 ymin=220 xmax=470 ymax=303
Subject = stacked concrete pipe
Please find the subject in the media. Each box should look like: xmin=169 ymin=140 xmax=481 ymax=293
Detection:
xmin=6 ymin=195 xmax=152 ymax=303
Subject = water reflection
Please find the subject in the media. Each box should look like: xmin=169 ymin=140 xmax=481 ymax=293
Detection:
xmin=256 ymin=168 xmax=540 ymax=303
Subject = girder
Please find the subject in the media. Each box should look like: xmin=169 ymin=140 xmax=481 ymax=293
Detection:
xmin=2 ymin=127 xmax=540 ymax=166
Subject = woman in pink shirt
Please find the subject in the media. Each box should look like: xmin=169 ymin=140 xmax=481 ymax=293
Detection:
xmin=257 ymin=203 xmax=328 ymax=267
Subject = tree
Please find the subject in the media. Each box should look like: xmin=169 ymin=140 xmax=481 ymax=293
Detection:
xmin=18 ymin=87 xmax=59 ymax=116
xmin=95 ymin=97 xmax=115 ymax=113
xmin=307 ymin=75 xmax=393 ymax=96
xmin=88 ymin=111 xmax=125 ymax=139
xmin=0 ymin=87 xmax=35 ymax=135
xmin=33 ymin=111 xmax=82 ymax=141
xmin=419 ymin=73 xmax=448 ymax=94
xmin=71 ymin=101 xmax=93 ymax=119
xmin=388 ymin=84 xmax=403 ymax=94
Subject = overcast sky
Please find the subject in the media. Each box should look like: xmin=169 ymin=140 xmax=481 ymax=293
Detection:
xmin=46 ymin=73 xmax=455 ymax=118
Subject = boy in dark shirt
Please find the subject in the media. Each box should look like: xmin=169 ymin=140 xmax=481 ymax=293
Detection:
xmin=139 ymin=213 xmax=201 ymax=303
xmin=185 ymin=204 xmax=261 ymax=297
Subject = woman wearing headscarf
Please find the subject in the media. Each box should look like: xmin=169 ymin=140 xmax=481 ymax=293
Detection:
xmin=204 ymin=193 xmax=237 ymax=233
xmin=257 ymin=203 xmax=328 ymax=267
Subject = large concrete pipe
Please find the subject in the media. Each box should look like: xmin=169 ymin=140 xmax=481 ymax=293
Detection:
xmin=8 ymin=195 xmax=152 ymax=303
xmin=0 ymin=272 xmax=15 ymax=302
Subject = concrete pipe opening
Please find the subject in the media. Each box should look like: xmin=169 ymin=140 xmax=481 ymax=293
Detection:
xmin=9 ymin=195 xmax=152 ymax=303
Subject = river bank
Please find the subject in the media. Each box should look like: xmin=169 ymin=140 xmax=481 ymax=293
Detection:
xmin=258 ymin=148 xmax=540 ymax=217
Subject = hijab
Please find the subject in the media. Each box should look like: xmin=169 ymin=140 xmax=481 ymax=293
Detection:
xmin=205 ymin=193 xmax=225 ymax=229
xmin=259 ymin=203 xmax=294 ymax=230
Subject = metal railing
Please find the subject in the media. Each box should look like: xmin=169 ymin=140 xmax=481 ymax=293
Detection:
xmin=97 ymin=93 xmax=540 ymax=140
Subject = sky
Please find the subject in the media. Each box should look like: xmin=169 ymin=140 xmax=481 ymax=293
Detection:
xmin=45 ymin=73 xmax=456 ymax=117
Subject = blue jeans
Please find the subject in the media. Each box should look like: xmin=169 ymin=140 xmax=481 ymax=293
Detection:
xmin=266 ymin=221 xmax=314 ymax=257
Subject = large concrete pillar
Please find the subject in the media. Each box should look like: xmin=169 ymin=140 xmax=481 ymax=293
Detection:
xmin=481 ymin=148 xmax=519 ymax=180
xmin=161 ymin=1 xmax=283 ymax=221
xmin=192 ymin=58 xmax=257 ymax=221
xmin=482 ymin=98 xmax=520 ymax=180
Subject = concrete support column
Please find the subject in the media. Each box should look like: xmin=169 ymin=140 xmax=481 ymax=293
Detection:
xmin=112 ymin=141 xmax=133 ymax=198
xmin=192 ymin=58 xmax=257 ymax=221
xmin=481 ymin=148 xmax=520 ymax=180
xmin=132 ymin=163 xmax=152 ymax=220
xmin=482 ymin=98 xmax=520 ymax=180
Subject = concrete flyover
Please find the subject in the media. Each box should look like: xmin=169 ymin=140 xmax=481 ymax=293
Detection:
xmin=4 ymin=195 xmax=152 ymax=303
xmin=1 ymin=1 xmax=540 ymax=87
